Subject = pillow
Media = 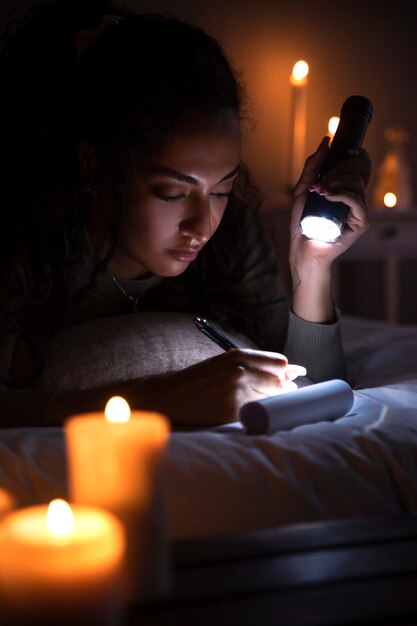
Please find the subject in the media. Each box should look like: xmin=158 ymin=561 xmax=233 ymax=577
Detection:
xmin=33 ymin=312 xmax=256 ymax=390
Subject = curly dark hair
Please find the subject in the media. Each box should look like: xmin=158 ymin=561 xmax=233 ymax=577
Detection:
xmin=0 ymin=0 xmax=267 ymax=369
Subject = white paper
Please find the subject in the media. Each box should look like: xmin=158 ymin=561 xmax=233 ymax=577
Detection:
xmin=239 ymin=379 xmax=354 ymax=435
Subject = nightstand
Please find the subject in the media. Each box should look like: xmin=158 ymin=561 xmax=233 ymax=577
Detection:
xmin=334 ymin=210 xmax=417 ymax=323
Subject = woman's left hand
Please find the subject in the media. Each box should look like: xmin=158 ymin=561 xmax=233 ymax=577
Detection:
xmin=290 ymin=138 xmax=372 ymax=267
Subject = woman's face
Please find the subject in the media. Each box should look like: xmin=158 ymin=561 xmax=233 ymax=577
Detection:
xmin=90 ymin=110 xmax=241 ymax=279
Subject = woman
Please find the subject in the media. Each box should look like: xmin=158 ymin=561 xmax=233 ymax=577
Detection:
xmin=0 ymin=0 xmax=371 ymax=427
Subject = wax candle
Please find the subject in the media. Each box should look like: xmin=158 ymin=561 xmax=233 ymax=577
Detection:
xmin=0 ymin=499 xmax=125 ymax=626
xmin=290 ymin=59 xmax=309 ymax=187
xmin=328 ymin=115 xmax=340 ymax=141
xmin=0 ymin=488 xmax=15 ymax=521
xmin=65 ymin=397 xmax=170 ymax=605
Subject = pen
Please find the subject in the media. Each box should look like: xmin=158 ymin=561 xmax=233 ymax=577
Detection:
xmin=193 ymin=316 xmax=240 ymax=351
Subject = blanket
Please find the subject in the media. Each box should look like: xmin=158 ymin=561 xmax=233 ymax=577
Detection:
xmin=0 ymin=314 xmax=417 ymax=539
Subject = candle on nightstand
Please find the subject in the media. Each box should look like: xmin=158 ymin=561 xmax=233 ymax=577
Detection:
xmin=0 ymin=499 xmax=125 ymax=626
xmin=0 ymin=488 xmax=15 ymax=520
xmin=290 ymin=59 xmax=309 ymax=188
xmin=65 ymin=396 xmax=170 ymax=605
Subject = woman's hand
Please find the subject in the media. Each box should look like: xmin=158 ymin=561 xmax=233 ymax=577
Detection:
xmin=136 ymin=349 xmax=306 ymax=427
xmin=46 ymin=350 xmax=305 ymax=428
xmin=290 ymin=136 xmax=372 ymax=267
xmin=288 ymin=137 xmax=372 ymax=323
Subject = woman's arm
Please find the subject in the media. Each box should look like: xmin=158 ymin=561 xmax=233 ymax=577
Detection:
xmin=0 ymin=345 xmax=305 ymax=429
xmin=289 ymin=137 xmax=371 ymax=324
xmin=212 ymin=198 xmax=348 ymax=382
xmin=46 ymin=349 xmax=306 ymax=427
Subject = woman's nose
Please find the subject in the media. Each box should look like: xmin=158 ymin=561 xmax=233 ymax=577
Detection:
xmin=179 ymin=196 xmax=212 ymax=243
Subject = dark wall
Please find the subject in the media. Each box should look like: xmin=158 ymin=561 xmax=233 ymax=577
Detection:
xmin=2 ymin=0 xmax=416 ymax=207
xmin=121 ymin=0 xmax=417 ymax=208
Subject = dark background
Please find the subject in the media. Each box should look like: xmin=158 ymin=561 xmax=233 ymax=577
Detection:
xmin=2 ymin=0 xmax=416 ymax=207
xmin=2 ymin=0 xmax=417 ymax=322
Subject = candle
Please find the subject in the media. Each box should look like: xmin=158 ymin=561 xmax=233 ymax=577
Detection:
xmin=0 ymin=488 xmax=15 ymax=520
xmin=65 ymin=397 xmax=170 ymax=605
xmin=328 ymin=115 xmax=340 ymax=141
xmin=384 ymin=192 xmax=397 ymax=208
xmin=0 ymin=499 xmax=125 ymax=626
xmin=290 ymin=59 xmax=309 ymax=188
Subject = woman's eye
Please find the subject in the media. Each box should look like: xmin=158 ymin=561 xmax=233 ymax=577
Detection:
xmin=153 ymin=191 xmax=186 ymax=202
xmin=210 ymin=191 xmax=232 ymax=201
xmin=152 ymin=189 xmax=232 ymax=203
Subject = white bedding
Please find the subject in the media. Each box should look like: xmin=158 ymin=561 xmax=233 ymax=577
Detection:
xmin=1 ymin=315 xmax=417 ymax=540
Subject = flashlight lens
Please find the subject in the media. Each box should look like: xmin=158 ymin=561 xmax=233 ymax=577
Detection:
xmin=300 ymin=215 xmax=342 ymax=243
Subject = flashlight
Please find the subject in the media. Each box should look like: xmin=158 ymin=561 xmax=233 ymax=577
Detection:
xmin=300 ymin=95 xmax=373 ymax=243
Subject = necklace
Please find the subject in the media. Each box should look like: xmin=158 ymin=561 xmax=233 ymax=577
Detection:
xmin=108 ymin=271 xmax=142 ymax=311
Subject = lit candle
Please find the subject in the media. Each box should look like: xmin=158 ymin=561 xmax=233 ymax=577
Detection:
xmin=384 ymin=192 xmax=397 ymax=208
xmin=0 ymin=488 xmax=15 ymax=521
xmin=0 ymin=499 xmax=125 ymax=625
xmin=65 ymin=397 xmax=170 ymax=605
xmin=290 ymin=59 xmax=309 ymax=187
xmin=328 ymin=115 xmax=340 ymax=141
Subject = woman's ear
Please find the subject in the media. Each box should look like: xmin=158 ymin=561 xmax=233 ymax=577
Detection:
xmin=79 ymin=142 xmax=99 ymax=194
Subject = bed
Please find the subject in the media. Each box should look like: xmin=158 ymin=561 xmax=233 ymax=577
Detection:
xmin=0 ymin=312 xmax=417 ymax=541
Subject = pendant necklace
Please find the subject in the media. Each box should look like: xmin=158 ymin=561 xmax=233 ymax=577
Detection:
xmin=108 ymin=271 xmax=142 ymax=311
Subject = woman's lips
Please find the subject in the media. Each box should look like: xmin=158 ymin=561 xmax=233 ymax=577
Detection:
xmin=168 ymin=248 xmax=200 ymax=262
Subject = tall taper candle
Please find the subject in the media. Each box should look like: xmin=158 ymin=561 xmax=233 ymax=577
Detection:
xmin=290 ymin=60 xmax=309 ymax=188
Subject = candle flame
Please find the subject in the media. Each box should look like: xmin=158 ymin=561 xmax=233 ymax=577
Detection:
xmin=105 ymin=395 xmax=131 ymax=423
xmin=384 ymin=192 xmax=397 ymax=208
xmin=292 ymin=60 xmax=309 ymax=82
xmin=328 ymin=116 xmax=340 ymax=138
xmin=46 ymin=499 xmax=75 ymax=537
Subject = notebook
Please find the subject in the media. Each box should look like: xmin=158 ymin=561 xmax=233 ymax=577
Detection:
xmin=239 ymin=379 xmax=354 ymax=435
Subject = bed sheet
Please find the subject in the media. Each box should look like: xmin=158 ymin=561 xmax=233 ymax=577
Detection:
xmin=341 ymin=315 xmax=417 ymax=387
xmin=0 ymin=315 xmax=416 ymax=540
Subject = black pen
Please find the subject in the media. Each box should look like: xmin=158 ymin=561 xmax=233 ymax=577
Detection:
xmin=193 ymin=316 xmax=240 ymax=351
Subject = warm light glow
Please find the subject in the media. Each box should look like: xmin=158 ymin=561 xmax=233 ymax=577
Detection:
xmin=46 ymin=499 xmax=75 ymax=537
xmin=0 ymin=488 xmax=15 ymax=516
xmin=300 ymin=215 xmax=342 ymax=243
xmin=328 ymin=116 xmax=340 ymax=137
xmin=292 ymin=60 xmax=309 ymax=82
xmin=384 ymin=192 xmax=397 ymax=208
xmin=105 ymin=396 xmax=131 ymax=423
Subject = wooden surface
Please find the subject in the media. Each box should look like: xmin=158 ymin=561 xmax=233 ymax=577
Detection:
xmin=130 ymin=514 xmax=417 ymax=625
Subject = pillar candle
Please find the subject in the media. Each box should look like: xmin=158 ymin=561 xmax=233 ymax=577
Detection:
xmin=0 ymin=499 xmax=125 ymax=626
xmin=290 ymin=60 xmax=309 ymax=188
xmin=65 ymin=397 xmax=170 ymax=605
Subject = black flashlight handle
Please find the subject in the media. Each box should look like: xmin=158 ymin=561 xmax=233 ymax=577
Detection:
xmin=300 ymin=95 xmax=373 ymax=237
xmin=320 ymin=95 xmax=373 ymax=176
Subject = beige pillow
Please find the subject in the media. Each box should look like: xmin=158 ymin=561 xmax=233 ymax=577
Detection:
xmin=34 ymin=312 xmax=255 ymax=390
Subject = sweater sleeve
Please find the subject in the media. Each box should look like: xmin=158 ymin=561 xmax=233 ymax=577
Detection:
xmin=283 ymin=309 xmax=346 ymax=382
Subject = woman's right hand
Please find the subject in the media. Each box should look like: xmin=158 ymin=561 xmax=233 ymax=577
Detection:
xmin=136 ymin=349 xmax=306 ymax=427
